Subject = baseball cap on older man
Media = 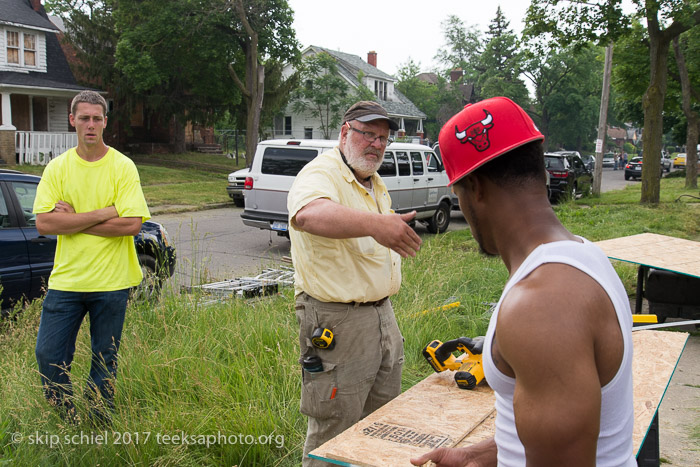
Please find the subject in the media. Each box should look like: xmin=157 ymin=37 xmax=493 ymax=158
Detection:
xmin=343 ymin=101 xmax=399 ymax=131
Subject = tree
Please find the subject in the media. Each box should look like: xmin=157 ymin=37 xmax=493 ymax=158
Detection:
xmin=219 ymin=0 xmax=300 ymax=166
xmin=526 ymin=0 xmax=700 ymax=204
xmin=434 ymin=15 xmax=484 ymax=84
xmin=291 ymin=52 xmax=351 ymax=139
xmin=672 ymin=33 xmax=699 ymax=188
xmin=478 ymin=7 xmax=529 ymax=106
xmin=395 ymin=58 xmax=462 ymax=142
xmin=522 ymin=41 xmax=602 ymax=152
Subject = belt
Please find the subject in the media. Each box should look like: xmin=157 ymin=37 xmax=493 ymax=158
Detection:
xmin=350 ymin=297 xmax=389 ymax=307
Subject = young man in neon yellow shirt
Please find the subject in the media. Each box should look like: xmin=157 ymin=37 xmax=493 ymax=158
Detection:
xmin=33 ymin=90 xmax=150 ymax=425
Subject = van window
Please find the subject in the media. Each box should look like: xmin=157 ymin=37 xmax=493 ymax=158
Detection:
xmin=426 ymin=151 xmax=440 ymax=172
xmin=411 ymin=152 xmax=424 ymax=175
xmin=378 ymin=153 xmax=397 ymax=177
xmin=396 ymin=151 xmax=411 ymax=176
xmin=261 ymin=147 xmax=318 ymax=176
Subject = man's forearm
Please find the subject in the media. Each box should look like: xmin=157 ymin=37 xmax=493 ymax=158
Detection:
xmin=36 ymin=206 xmax=118 ymax=235
xmin=293 ymin=199 xmax=380 ymax=238
xmin=82 ymin=217 xmax=142 ymax=237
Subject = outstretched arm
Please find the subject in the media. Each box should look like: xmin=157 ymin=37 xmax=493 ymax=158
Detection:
xmin=292 ymin=198 xmax=422 ymax=258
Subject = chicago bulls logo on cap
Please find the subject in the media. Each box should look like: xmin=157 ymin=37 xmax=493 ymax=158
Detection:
xmin=439 ymin=97 xmax=544 ymax=186
xmin=455 ymin=109 xmax=494 ymax=152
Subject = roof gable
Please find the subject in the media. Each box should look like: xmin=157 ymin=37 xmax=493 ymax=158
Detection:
xmin=0 ymin=0 xmax=59 ymax=32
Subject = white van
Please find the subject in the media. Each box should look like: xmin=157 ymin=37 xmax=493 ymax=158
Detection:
xmin=240 ymin=139 xmax=454 ymax=236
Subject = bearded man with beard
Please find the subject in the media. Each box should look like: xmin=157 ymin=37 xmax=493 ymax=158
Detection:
xmin=288 ymin=101 xmax=422 ymax=466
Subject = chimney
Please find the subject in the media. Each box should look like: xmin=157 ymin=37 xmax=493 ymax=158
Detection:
xmin=450 ymin=68 xmax=464 ymax=83
xmin=367 ymin=51 xmax=377 ymax=68
xmin=30 ymin=0 xmax=42 ymax=11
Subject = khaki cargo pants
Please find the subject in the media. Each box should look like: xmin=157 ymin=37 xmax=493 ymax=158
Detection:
xmin=295 ymin=292 xmax=404 ymax=467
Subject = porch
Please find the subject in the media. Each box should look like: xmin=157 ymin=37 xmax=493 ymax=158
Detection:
xmin=15 ymin=131 xmax=77 ymax=165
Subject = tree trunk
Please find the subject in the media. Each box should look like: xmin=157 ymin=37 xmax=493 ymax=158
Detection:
xmin=640 ymin=27 xmax=669 ymax=204
xmin=169 ymin=116 xmax=186 ymax=153
xmin=593 ymin=44 xmax=613 ymax=197
xmin=244 ymin=63 xmax=264 ymax=167
xmin=672 ymin=37 xmax=698 ymax=189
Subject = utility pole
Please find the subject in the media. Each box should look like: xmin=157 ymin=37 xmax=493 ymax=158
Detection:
xmin=593 ymin=43 xmax=613 ymax=196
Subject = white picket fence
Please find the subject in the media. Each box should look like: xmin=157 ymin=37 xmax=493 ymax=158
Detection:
xmin=16 ymin=132 xmax=77 ymax=165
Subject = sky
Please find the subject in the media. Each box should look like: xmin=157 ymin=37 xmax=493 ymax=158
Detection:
xmin=287 ymin=0 xmax=532 ymax=76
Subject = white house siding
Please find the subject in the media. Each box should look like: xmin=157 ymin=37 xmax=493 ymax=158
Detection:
xmin=47 ymin=97 xmax=69 ymax=132
xmin=290 ymin=108 xmax=340 ymax=141
xmin=0 ymin=27 xmax=47 ymax=73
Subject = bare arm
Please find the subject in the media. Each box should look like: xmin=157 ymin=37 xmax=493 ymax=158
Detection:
xmin=36 ymin=202 xmax=118 ymax=235
xmin=293 ymin=198 xmax=422 ymax=258
xmin=81 ymin=216 xmax=142 ymax=237
xmin=496 ymin=265 xmax=603 ymax=466
xmin=410 ymin=438 xmax=497 ymax=466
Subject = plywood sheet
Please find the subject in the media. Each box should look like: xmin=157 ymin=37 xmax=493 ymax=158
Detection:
xmin=310 ymin=330 xmax=688 ymax=466
xmin=595 ymin=233 xmax=700 ymax=278
xmin=631 ymin=330 xmax=689 ymax=453
xmin=310 ymin=370 xmax=496 ymax=467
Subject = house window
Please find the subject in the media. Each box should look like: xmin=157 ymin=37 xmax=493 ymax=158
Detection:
xmin=6 ymin=31 xmax=20 ymax=64
xmin=304 ymin=127 xmax=313 ymax=139
xmin=24 ymin=34 xmax=36 ymax=66
xmin=284 ymin=116 xmax=292 ymax=135
xmin=374 ymin=80 xmax=388 ymax=100
xmin=5 ymin=31 xmax=37 ymax=67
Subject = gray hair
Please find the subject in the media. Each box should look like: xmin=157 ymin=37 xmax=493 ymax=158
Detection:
xmin=71 ymin=90 xmax=107 ymax=116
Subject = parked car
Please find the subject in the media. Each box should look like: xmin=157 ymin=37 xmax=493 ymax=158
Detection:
xmin=0 ymin=170 xmax=176 ymax=311
xmin=241 ymin=139 xmax=454 ymax=235
xmin=227 ymin=167 xmax=249 ymax=207
xmin=580 ymin=154 xmax=596 ymax=171
xmin=602 ymin=152 xmax=615 ymax=168
xmin=431 ymin=142 xmax=460 ymax=210
xmin=673 ymin=153 xmax=687 ymax=168
xmin=624 ymin=156 xmax=664 ymax=180
xmin=544 ymin=153 xmax=594 ymax=201
xmin=661 ymin=153 xmax=672 ymax=172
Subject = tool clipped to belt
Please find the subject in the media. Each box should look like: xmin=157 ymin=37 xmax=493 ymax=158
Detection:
xmin=422 ymin=337 xmax=485 ymax=390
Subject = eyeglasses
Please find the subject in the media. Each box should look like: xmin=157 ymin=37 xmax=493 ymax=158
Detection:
xmin=346 ymin=123 xmax=392 ymax=145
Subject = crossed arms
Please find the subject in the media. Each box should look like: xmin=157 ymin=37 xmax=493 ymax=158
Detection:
xmin=36 ymin=201 xmax=141 ymax=237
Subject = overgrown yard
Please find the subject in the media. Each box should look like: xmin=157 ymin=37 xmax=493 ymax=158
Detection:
xmin=1 ymin=168 xmax=698 ymax=465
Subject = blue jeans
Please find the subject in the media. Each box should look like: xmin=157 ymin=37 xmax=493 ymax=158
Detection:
xmin=35 ymin=289 xmax=129 ymax=417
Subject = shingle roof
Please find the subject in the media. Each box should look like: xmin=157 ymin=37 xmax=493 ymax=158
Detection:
xmin=0 ymin=0 xmax=58 ymax=31
xmin=0 ymin=27 xmax=89 ymax=92
xmin=305 ymin=46 xmax=425 ymax=120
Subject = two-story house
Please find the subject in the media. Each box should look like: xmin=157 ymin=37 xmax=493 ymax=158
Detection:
xmin=275 ymin=46 xmax=426 ymax=142
xmin=0 ymin=0 xmax=88 ymax=165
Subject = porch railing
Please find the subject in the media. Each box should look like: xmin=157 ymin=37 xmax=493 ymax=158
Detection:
xmin=16 ymin=131 xmax=78 ymax=165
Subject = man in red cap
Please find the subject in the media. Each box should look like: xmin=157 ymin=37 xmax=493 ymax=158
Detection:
xmin=289 ymin=100 xmax=422 ymax=466
xmin=411 ymin=97 xmax=634 ymax=466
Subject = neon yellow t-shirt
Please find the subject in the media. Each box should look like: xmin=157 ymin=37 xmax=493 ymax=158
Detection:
xmin=33 ymin=147 xmax=151 ymax=292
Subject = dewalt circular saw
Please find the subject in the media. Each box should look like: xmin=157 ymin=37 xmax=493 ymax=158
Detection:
xmin=422 ymin=337 xmax=485 ymax=390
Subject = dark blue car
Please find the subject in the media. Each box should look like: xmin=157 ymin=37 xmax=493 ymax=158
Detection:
xmin=0 ymin=169 xmax=175 ymax=311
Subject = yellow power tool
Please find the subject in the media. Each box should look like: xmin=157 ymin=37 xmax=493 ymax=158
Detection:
xmin=422 ymin=337 xmax=485 ymax=390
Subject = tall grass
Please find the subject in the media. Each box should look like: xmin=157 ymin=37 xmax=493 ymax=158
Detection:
xmin=2 ymin=194 xmax=699 ymax=465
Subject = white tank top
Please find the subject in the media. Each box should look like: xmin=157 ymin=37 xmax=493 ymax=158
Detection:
xmin=482 ymin=238 xmax=635 ymax=467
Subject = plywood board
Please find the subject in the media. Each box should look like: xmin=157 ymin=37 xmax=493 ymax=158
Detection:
xmin=595 ymin=233 xmax=700 ymax=278
xmin=310 ymin=370 xmax=496 ymax=467
xmin=310 ymin=330 xmax=688 ymax=466
xmin=631 ymin=330 xmax=689 ymax=454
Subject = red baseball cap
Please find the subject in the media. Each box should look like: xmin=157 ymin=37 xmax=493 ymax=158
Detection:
xmin=438 ymin=97 xmax=544 ymax=186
